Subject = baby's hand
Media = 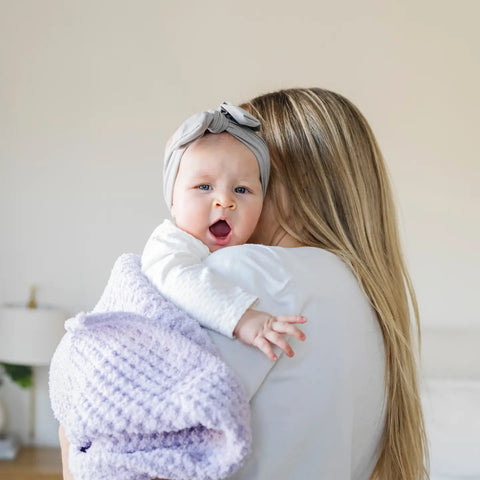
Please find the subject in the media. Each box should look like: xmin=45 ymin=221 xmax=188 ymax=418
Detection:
xmin=233 ymin=309 xmax=307 ymax=361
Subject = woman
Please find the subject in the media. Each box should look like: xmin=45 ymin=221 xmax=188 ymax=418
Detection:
xmin=60 ymin=88 xmax=428 ymax=479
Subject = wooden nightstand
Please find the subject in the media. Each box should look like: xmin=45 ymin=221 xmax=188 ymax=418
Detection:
xmin=0 ymin=445 xmax=62 ymax=480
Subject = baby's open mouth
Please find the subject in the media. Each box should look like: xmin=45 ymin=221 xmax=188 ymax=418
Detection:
xmin=209 ymin=219 xmax=231 ymax=238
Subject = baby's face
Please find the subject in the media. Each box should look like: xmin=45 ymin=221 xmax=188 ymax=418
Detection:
xmin=171 ymin=133 xmax=263 ymax=252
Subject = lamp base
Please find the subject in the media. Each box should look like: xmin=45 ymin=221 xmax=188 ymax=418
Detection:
xmin=0 ymin=433 xmax=20 ymax=460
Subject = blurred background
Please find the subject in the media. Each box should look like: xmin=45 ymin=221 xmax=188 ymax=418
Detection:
xmin=0 ymin=0 xmax=478 ymax=476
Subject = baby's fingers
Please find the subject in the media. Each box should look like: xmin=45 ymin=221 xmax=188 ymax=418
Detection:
xmin=272 ymin=319 xmax=307 ymax=342
xmin=253 ymin=335 xmax=279 ymax=362
xmin=265 ymin=331 xmax=295 ymax=357
xmin=275 ymin=315 xmax=307 ymax=325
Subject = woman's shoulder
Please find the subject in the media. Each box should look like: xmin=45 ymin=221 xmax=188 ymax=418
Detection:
xmin=209 ymin=243 xmax=346 ymax=274
xmin=208 ymin=244 xmax=358 ymax=294
xmin=207 ymin=244 xmax=369 ymax=324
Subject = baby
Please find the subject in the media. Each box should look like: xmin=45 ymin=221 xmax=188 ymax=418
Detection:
xmin=142 ymin=102 xmax=306 ymax=361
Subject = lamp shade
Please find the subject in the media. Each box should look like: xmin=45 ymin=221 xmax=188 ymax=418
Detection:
xmin=0 ymin=306 xmax=66 ymax=365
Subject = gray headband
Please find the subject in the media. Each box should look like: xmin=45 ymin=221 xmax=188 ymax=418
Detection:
xmin=163 ymin=102 xmax=270 ymax=207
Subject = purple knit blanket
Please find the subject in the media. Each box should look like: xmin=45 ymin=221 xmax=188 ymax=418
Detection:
xmin=49 ymin=253 xmax=251 ymax=480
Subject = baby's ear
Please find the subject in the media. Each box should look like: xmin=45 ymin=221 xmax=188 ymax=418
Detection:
xmin=170 ymin=202 xmax=176 ymax=219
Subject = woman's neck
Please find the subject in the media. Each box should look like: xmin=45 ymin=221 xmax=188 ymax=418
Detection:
xmin=270 ymin=228 xmax=303 ymax=248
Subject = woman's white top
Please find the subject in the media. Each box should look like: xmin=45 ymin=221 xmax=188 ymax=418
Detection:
xmin=204 ymin=244 xmax=386 ymax=480
xmin=143 ymin=221 xmax=386 ymax=479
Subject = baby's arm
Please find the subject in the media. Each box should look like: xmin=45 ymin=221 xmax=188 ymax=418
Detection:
xmin=142 ymin=220 xmax=257 ymax=337
xmin=142 ymin=220 xmax=306 ymax=358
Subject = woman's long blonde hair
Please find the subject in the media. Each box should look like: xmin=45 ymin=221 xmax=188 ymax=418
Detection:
xmin=241 ymin=88 xmax=429 ymax=480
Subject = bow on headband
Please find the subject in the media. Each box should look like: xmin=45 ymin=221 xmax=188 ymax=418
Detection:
xmin=163 ymin=102 xmax=270 ymax=207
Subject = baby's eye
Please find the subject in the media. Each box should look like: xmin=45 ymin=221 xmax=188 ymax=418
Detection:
xmin=198 ymin=184 xmax=211 ymax=191
xmin=234 ymin=186 xmax=248 ymax=194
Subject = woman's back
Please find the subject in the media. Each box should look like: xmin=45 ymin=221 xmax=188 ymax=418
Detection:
xmin=206 ymin=244 xmax=385 ymax=479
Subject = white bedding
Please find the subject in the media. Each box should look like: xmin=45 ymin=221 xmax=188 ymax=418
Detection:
xmin=421 ymin=328 xmax=480 ymax=480
xmin=422 ymin=379 xmax=480 ymax=479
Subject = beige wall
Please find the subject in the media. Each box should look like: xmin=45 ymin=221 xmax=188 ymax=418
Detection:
xmin=0 ymin=0 xmax=478 ymax=445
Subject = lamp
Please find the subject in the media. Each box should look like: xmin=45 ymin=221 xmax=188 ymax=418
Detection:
xmin=0 ymin=306 xmax=66 ymax=365
xmin=0 ymin=304 xmax=66 ymax=457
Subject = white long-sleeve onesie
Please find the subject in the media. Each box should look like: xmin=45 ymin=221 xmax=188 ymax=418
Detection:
xmin=141 ymin=219 xmax=258 ymax=337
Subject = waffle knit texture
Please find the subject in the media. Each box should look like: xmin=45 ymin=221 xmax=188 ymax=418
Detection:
xmin=49 ymin=253 xmax=251 ymax=480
